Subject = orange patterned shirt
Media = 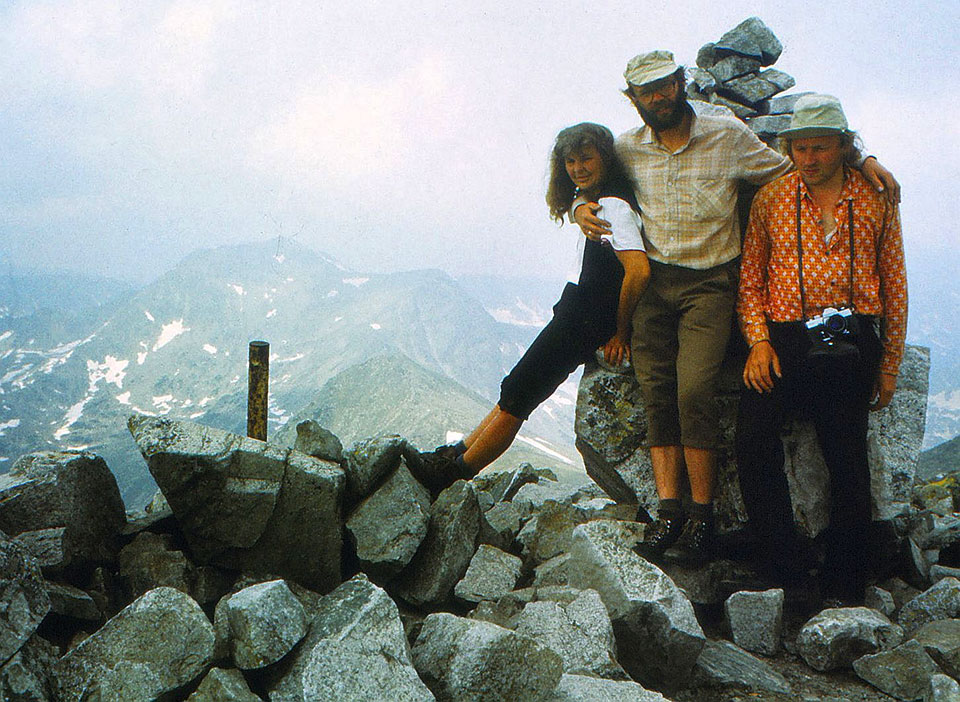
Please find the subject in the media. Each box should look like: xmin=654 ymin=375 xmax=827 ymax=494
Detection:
xmin=738 ymin=168 xmax=907 ymax=376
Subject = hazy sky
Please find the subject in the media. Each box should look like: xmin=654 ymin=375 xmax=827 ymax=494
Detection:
xmin=1 ymin=0 xmax=957 ymax=285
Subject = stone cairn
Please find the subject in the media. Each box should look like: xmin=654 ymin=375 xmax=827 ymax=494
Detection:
xmin=1 ymin=19 xmax=958 ymax=702
xmin=684 ymin=16 xmax=807 ymax=145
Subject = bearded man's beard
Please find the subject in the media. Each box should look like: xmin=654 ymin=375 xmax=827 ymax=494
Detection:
xmin=635 ymin=92 xmax=688 ymax=132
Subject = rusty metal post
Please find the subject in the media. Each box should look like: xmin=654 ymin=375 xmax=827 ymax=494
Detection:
xmin=247 ymin=340 xmax=269 ymax=441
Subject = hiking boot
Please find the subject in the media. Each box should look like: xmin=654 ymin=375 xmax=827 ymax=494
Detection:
xmin=634 ymin=513 xmax=686 ymax=561
xmin=664 ymin=518 xmax=716 ymax=567
xmin=413 ymin=449 xmax=472 ymax=500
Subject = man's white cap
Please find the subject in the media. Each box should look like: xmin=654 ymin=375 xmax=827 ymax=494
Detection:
xmin=780 ymin=93 xmax=851 ymax=139
xmin=624 ymin=50 xmax=678 ymax=87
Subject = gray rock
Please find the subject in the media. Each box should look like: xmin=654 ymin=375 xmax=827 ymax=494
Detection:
xmin=192 ymin=565 xmax=236 ymax=606
xmin=692 ymin=639 xmax=791 ymax=695
xmin=797 ymin=606 xmax=904 ymax=671
xmin=544 ymin=673 xmax=669 ymax=701
xmin=911 ymin=619 xmax=960 ymax=678
xmin=931 ymin=564 xmax=960 ymax=584
xmin=0 ymin=634 xmax=57 ymax=702
xmin=518 ymin=500 xmax=592 ymax=565
xmin=117 ymin=530 xmax=194 ymax=599
xmin=911 ymin=537 xmax=934 ymax=585
xmin=865 ymin=586 xmax=898 ymax=617
xmin=760 ymin=68 xmax=796 ymax=92
xmin=715 ymin=16 xmax=783 ymax=65
xmin=764 ymin=91 xmax=814 ymax=115
xmin=565 ymin=520 xmax=705 ymax=688
xmin=0 ymin=533 xmax=50 ymax=662
xmin=128 ymin=415 xmax=344 ymax=591
xmin=394 ymin=480 xmax=481 ymax=608
xmin=926 ymin=673 xmax=960 ymax=702
xmin=696 ymin=42 xmax=720 ymax=69
xmin=479 ymin=501 xmax=521 ymax=551
xmin=268 ymin=573 xmax=432 ymax=702
xmin=708 ymin=55 xmax=761 ymax=83
xmin=187 ymin=667 xmax=261 ymax=701
xmin=454 ymin=545 xmax=522 ymax=604
xmin=342 ymin=434 xmax=406 ymax=500
xmin=534 ymin=553 xmax=574 ymax=588
xmin=412 ymin=612 xmax=562 ymax=702
xmin=293 ymin=420 xmax=343 ymax=463
xmin=884 ymin=577 xmax=924 ymax=611
xmin=710 ymin=93 xmax=760 ymax=119
xmin=917 ymin=515 xmax=960 ymax=550
xmin=222 ymin=579 xmax=307 ymax=670
xmin=11 ymin=528 xmax=68 ymax=570
xmin=46 ymin=581 xmax=100 ymax=621
xmin=718 ymin=74 xmax=781 ymax=107
xmin=900 ymin=578 xmax=960 ymax=634
xmin=724 ymin=588 xmax=784 ymax=656
xmin=853 ymin=639 xmax=941 ymax=701
xmin=52 ymin=586 xmax=215 ymax=702
xmin=576 ymin=346 xmax=929 ymax=537
xmin=0 ymin=451 xmax=125 ymax=572
xmin=515 ymin=590 xmax=626 ymax=680
xmin=468 ymin=596 xmax=526 ymax=630
xmin=346 ymin=461 xmax=431 ymax=577
xmin=748 ymin=114 xmax=792 ymax=137
xmin=688 ymin=67 xmax=717 ymax=94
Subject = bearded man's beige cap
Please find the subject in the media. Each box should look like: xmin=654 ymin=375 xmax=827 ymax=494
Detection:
xmin=624 ymin=50 xmax=678 ymax=87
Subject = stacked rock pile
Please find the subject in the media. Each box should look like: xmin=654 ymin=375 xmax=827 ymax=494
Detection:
xmin=684 ymin=17 xmax=810 ymax=143
xmin=1 ymin=399 xmax=959 ymax=700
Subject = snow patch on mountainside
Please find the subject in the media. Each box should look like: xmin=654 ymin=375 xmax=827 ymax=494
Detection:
xmin=153 ymin=320 xmax=190 ymax=351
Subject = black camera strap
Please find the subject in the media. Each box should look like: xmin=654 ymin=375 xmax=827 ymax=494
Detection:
xmin=795 ymin=183 xmax=855 ymax=321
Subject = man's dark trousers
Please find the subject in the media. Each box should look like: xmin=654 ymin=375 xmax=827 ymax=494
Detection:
xmin=735 ymin=319 xmax=882 ymax=599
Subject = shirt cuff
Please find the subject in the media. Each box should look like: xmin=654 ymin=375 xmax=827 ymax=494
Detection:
xmin=743 ymin=323 xmax=770 ymax=348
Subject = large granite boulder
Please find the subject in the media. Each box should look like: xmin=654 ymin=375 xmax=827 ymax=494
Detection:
xmin=345 ymin=460 xmax=431 ymax=577
xmin=0 ymin=533 xmax=50 ymax=663
xmin=514 ymin=589 xmax=627 ymax=680
xmin=0 ymin=635 xmax=57 ymax=701
xmin=186 ymin=668 xmax=261 ymax=701
xmin=52 ymin=586 xmax=215 ymax=702
xmin=412 ymin=613 xmax=563 ymax=702
xmin=127 ymin=415 xmax=344 ymax=591
xmin=0 ymin=451 xmax=125 ymax=572
xmin=544 ymin=673 xmax=668 ymax=701
xmin=565 ymin=520 xmax=705 ymax=689
xmin=394 ymin=480 xmax=481 ymax=608
xmin=899 ymin=577 xmax=960 ymax=635
xmin=576 ymin=345 xmax=930 ymax=534
xmin=267 ymin=574 xmax=432 ymax=702
xmin=797 ymin=606 xmax=904 ymax=672
xmin=215 ymin=579 xmax=307 ymax=670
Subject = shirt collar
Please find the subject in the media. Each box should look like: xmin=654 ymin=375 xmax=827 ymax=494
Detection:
xmin=796 ymin=165 xmax=857 ymax=204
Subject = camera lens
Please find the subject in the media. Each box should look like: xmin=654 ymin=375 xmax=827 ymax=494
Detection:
xmin=825 ymin=314 xmax=847 ymax=333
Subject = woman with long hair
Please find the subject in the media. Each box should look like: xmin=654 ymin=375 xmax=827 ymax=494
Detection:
xmin=414 ymin=122 xmax=650 ymax=497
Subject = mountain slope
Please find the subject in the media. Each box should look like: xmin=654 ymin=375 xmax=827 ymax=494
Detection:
xmin=0 ymin=241 xmax=579 ymax=506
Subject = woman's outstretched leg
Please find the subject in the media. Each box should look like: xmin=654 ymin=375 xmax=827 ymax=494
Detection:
xmin=462 ymin=408 xmax=524 ymax=471
xmin=464 ymin=406 xmax=503 ymax=448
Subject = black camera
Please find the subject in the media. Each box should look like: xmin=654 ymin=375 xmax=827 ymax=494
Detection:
xmin=804 ymin=307 xmax=860 ymax=359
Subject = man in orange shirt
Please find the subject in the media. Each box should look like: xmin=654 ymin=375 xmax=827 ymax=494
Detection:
xmin=735 ymin=94 xmax=907 ymax=603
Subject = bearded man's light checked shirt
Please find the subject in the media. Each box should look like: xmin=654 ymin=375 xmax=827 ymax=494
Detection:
xmin=614 ymin=109 xmax=792 ymax=269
